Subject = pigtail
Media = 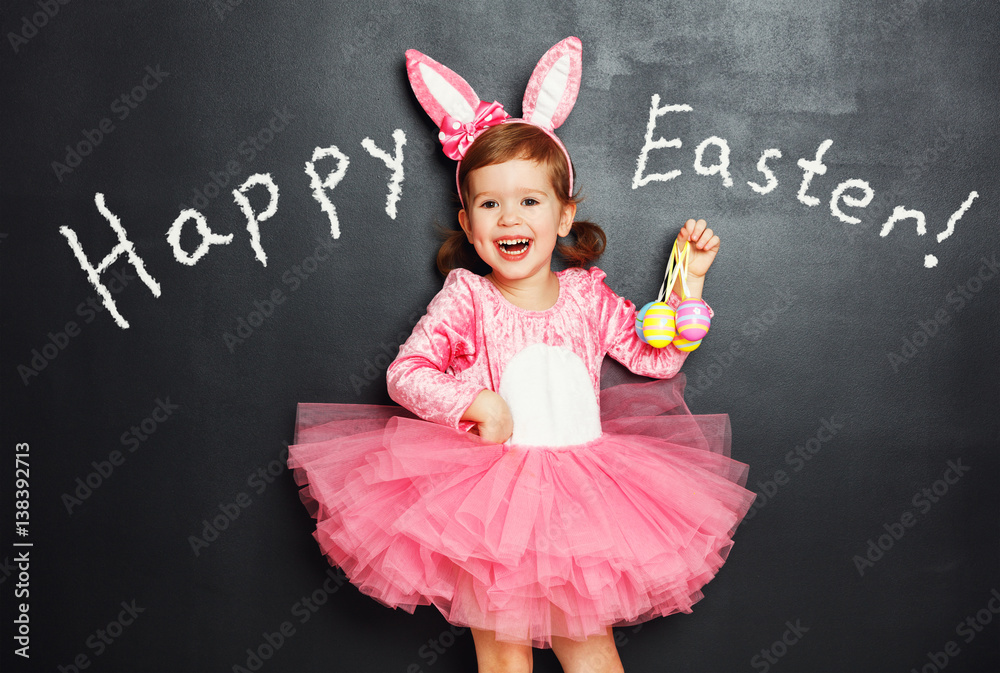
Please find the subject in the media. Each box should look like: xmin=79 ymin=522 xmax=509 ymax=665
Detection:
xmin=436 ymin=224 xmax=490 ymax=275
xmin=557 ymin=220 xmax=606 ymax=267
xmin=436 ymin=229 xmax=470 ymax=275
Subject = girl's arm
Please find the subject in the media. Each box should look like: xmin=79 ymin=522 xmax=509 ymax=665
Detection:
xmin=386 ymin=271 xmax=489 ymax=429
xmin=604 ymin=286 xmax=714 ymax=379
xmin=606 ymin=218 xmax=719 ymax=378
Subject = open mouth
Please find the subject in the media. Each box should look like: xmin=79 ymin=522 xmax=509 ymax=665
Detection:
xmin=495 ymin=238 xmax=531 ymax=257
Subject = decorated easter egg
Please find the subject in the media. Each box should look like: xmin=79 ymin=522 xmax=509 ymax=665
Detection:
xmin=642 ymin=302 xmax=676 ymax=348
xmin=634 ymin=301 xmax=658 ymax=342
xmin=671 ymin=335 xmax=702 ymax=352
xmin=675 ymin=298 xmax=711 ymax=341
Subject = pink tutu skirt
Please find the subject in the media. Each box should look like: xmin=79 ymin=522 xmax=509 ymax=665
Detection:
xmin=287 ymin=375 xmax=755 ymax=649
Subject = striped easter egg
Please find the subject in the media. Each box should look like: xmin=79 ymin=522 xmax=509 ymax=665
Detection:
xmin=634 ymin=301 xmax=658 ymax=342
xmin=671 ymin=335 xmax=702 ymax=352
xmin=675 ymin=298 xmax=711 ymax=341
xmin=642 ymin=302 xmax=676 ymax=348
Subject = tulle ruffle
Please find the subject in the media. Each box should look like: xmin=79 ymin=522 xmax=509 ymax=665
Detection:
xmin=287 ymin=375 xmax=755 ymax=649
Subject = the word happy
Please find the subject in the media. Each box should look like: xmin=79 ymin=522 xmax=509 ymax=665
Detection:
xmin=59 ymin=130 xmax=406 ymax=329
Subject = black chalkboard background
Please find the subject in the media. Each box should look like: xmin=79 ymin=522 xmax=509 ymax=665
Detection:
xmin=2 ymin=1 xmax=998 ymax=672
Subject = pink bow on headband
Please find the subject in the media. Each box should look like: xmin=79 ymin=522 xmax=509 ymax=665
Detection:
xmin=439 ymin=101 xmax=509 ymax=160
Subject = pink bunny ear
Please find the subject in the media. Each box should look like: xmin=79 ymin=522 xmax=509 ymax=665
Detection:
xmin=405 ymin=49 xmax=482 ymax=127
xmin=522 ymin=36 xmax=582 ymax=131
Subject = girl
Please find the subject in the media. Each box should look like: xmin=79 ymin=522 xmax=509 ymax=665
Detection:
xmin=288 ymin=38 xmax=755 ymax=673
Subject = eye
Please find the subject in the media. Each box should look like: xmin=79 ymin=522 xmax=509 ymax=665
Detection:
xmin=521 ymin=197 xmax=539 ymax=206
xmin=479 ymin=199 xmax=498 ymax=209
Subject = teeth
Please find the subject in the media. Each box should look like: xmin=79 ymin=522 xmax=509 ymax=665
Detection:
xmin=497 ymin=238 xmax=530 ymax=256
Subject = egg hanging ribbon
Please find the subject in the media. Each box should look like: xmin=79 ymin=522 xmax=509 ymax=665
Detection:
xmin=638 ymin=238 xmax=711 ymax=351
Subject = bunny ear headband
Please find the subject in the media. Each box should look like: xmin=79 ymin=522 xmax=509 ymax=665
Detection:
xmin=405 ymin=36 xmax=582 ymax=207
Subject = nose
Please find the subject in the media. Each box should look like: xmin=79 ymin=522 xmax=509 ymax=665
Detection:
xmin=498 ymin=204 xmax=520 ymax=226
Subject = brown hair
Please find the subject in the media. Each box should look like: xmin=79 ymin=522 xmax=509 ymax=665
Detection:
xmin=436 ymin=123 xmax=606 ymax=275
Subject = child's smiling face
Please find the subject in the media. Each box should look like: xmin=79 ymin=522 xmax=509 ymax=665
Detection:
xmin=458 ymin=158 xmax=575 ymax=287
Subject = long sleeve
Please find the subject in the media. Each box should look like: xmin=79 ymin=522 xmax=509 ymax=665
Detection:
xmin=593 ymin=268 xmax=715 ymax=379
xmin=386 ymin=270 xmax=487 ymax=429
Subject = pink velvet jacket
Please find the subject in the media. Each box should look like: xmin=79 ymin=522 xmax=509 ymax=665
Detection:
xmin=386 ymin=267 xmax=714 ymax=432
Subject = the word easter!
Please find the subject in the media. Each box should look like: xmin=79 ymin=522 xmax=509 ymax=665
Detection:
xmin=60 ymin=93 xmax=980 ymax=330
xmin=632 ymin=94 xmax=978 ymax=271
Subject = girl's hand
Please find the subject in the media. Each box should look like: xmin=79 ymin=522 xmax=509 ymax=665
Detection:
xmin=462 ymin=390 xmax=513 ymax=444
xmin=677 ymin=218 xmax=720 ymax=278
xmin=669 ymin=219 xmax=720 ymax=301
